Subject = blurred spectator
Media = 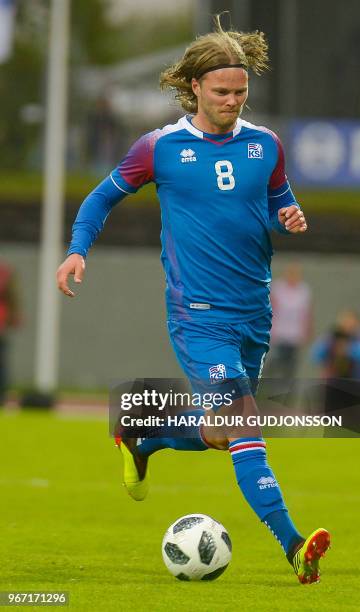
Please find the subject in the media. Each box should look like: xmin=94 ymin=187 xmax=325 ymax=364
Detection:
xmin=87 ymin=96 xmax=118 ymax=174
xmin=0 ymin=261 xmax=21 ymax=405
xmin=311 ymin=310 xmax=360 ymax=379
xmin=266 ymin=263 xmax=313 ymax=380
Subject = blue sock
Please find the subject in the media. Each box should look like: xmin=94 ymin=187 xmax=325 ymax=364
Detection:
xmin=229 ymin=438 xmax=303 ymax=555
xmin=264 ymin=510 xmax=304 ymax=555
xmin=136 ymin=409 xmax=208 ymax=456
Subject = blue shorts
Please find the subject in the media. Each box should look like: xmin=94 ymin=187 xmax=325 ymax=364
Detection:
xmin=167 ymin=313 xmax=271 ymax=398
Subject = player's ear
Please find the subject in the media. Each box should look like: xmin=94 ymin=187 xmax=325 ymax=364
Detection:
xmin=191 ymin=78 xmax=200 ymax=98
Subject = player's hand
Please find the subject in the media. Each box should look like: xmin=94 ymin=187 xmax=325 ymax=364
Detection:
xmin=56 ymin=254 xmax=85 ymax=297
xmin=278 ymin=205 xmax=307 ymax=233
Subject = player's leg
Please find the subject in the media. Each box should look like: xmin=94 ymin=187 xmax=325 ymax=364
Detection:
xmin=199 ymin=387 xmax=330 ymax=582
xmin=115 ymin=404 xmax=211 ymax=501
xmin=116 ymin=319 xmax=240 ymax=500
xmin=202 ymin=386 xmax=306 ymax=563
xmin=115 ymin=434 xmax=150 ymax=501
xmin=231 ymin=314 xmax=330 ymax=581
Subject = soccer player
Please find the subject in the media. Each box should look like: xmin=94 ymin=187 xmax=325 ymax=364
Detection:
xmin=57 ymin=17 xmax=330 ymax=584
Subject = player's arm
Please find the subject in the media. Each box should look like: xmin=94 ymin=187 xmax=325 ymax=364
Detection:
xmin=57 ymin=133 xmax=156 ymax=297
xmin=267 ymin=132 xmax=307 ymax=235
xmin=56 ymin=175 xmax=128 ymax=296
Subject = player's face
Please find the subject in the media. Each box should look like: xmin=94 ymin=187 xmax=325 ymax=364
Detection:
xmin=192 ymin=68 xmax=248 ymax=133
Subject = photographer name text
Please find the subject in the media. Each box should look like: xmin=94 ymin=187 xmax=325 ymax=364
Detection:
xmin=118 ymin=414 xmax=342 ymax=428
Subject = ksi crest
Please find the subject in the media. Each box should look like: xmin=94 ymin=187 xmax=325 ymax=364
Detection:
xmin=248 ymin=143 xmax=263 ymax=159
xmin=209 ymin=363 xmax=227 ymax=382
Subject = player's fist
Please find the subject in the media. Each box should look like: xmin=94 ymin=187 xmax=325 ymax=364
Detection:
xmin=56 ymin=253 xmax=85 ymax=297
xmin=278 ymin=205 xmax=307 ymax=233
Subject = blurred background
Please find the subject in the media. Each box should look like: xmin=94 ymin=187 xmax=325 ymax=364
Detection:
xmin=1 ymin=0 xmax=360 ymax=403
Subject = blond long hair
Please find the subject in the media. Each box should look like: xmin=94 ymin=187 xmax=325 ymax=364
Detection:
xmin=160 ymin=15 xmax=269 ymax=113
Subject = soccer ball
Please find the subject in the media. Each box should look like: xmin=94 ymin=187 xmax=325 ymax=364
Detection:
xmin=162 ymin=513 xmax=232 ymax=581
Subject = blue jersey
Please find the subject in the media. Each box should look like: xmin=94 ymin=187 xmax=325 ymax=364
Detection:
xmin=68 ymin=115 xmax=298 ymax=322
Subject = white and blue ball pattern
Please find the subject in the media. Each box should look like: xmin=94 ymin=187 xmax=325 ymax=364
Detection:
xmin=162 ymin=514 xmax=232 ymax=581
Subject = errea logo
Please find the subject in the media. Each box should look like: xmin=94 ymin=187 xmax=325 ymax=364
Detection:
xmin=180 ymin=148 xmax=197 ymax=163
xmin=257 ymin=476 xmax=278 ymax=490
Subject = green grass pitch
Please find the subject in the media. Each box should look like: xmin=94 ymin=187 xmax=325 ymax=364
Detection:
xmin=0 ymin=410 xmax=359 ymax=612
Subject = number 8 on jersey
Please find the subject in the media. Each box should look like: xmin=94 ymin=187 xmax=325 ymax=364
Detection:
xmin=215 ymin=160 xmax=235 ymax=191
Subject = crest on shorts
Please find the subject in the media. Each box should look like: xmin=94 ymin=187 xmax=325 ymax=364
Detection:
xmin=209 ymin=364 xmax=227 ymax=382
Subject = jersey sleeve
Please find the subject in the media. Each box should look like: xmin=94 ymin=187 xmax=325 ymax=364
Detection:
xmin=67 ymin=176 xmax=127 ymax=257
xmin=68 ymin=132 xmax=158 ymax=257
xmin=267 ymin=131 xmax=299 ymax=234
xmin=110 ymin=131 xmax=158 ymax=193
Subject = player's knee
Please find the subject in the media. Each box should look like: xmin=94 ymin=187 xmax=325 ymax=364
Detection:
xmin=201 ymin=425 xmax=229 ymax=450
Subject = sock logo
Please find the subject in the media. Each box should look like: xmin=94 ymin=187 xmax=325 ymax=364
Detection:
xmin=257 ymin=476 xmax=278 ymax=490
